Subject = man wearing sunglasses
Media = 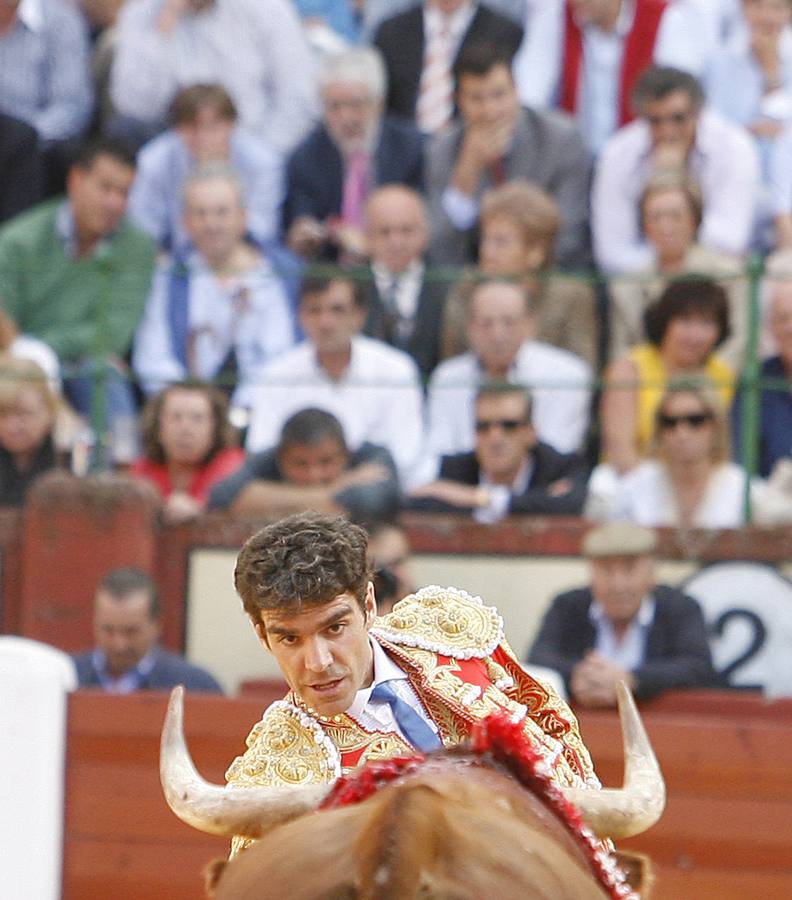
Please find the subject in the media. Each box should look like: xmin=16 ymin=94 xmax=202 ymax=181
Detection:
xmin=409 ymin=381 xmax=587 ymax=521
xmin=592 ymin=65 xmax=760 ymax=274
xmin=527 ymin=521 xmax=713 ymax=707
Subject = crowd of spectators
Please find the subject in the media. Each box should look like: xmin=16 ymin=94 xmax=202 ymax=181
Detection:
xmin=3 ymin=0 xmax=792 ymax=533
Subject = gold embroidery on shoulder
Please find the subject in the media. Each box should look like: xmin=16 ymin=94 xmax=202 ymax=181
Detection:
xmin=372 ymin=585 xmax=503 ymax=658
xmin=225 ymin=701 xmax=340 ymax=789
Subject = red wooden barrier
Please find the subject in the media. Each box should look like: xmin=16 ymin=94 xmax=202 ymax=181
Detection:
xmin=18 ymin=474 xmax=160 ymax=651
xmin=63 ymin=689 xmax=792 ymax=900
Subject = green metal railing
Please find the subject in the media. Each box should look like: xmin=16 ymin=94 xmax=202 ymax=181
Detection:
xmin=11 ymin=256 xmax=785 ymax=523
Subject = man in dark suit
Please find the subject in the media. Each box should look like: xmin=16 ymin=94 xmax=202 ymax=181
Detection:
xmin=73 ymin=567 xmax=223 ymax=693
xmin=362 ymin=184 xmax=447 ymax=381
xmin=373 ymin=0 xmax=523 ymax=129
xmin=425 ymin=41 xmax=591 ymax=269
xmin=408 ymin=381 xmax=587 ymax=520
xmin=528 ymin=523 xmax=714 ymax=706
xmin=284 ymin=46 xmax=424 ymax=262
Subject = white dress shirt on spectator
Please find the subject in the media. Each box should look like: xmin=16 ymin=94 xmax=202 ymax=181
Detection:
xmin=592 ymin=108 xmax=760 ymax=273
xmin=426 ymin=340 xmax=591 ymax=457
xmin=245 ymin=335 xmax=426 ymax=485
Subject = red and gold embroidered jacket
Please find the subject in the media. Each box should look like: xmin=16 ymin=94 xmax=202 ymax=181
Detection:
xmin=225 ymin=586 xmax=599 ymax=855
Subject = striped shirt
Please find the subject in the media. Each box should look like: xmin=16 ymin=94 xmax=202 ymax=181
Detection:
xmin=0 ymin=0 xmax=93 ymax=141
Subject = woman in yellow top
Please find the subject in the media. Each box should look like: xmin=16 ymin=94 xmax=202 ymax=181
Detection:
xmin=601 ymin=278 xmax=734 ymax=473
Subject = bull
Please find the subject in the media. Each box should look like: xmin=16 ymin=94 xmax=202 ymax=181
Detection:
xmin=161 ymin=683 xmax=664 ymax=899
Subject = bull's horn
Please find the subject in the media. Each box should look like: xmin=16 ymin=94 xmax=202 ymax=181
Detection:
xmin=561 ymin=681 xmax=666 ymax=840
xmin=160 ymin=686 xmax=333 ymax=838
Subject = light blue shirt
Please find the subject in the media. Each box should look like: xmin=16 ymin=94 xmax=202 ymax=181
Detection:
xmin=589 ymin=595 xmax=656 ymax=672
xmin=578 ymin=0 xmax=633 ymax=156
xmin=91 ymin=647 xmax=157 ymax=694
xmin=128 ymin=127 xmax=285 ymax=253
xmin=704 ymin=29 xmax=792 ymax=184
xmin=0 ymin=0 xmax=93 ymax=141
xmin=347 ymin=637 xmax=439 ymax=741
xmin=110 ymin=0 xmax=319 ymax=153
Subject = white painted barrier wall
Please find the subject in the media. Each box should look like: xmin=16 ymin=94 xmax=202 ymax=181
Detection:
xmin=0 ymin=637 xmax=76 ymax=900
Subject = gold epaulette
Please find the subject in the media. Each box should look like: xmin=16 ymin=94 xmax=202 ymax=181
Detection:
xmin=225 ymin=700 xmax=341 ymax=789
xmin=371 ymin=585 xmax=503 ymax=659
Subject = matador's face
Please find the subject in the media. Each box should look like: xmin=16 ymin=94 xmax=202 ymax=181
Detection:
xmin=256 ymin=587 xmax=377 ymax=717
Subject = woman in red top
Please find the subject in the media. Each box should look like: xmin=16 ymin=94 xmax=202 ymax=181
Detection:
xmin=132 ymin=381 xmax=244 ymax=522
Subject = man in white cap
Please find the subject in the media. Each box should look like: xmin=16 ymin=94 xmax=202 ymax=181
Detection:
xmin=527 ymin=522 xmax=713 ymax=707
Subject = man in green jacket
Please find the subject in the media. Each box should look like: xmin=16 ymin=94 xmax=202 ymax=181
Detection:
xmin=0 ymin=137 xmax=156 ymax=457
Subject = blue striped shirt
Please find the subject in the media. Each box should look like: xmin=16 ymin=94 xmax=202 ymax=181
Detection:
xmin=0 ymin=0 xmax=93 ymax=141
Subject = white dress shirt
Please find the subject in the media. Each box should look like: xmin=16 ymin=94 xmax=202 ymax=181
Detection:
xmin=475 ymin=460 xmax=532 ymax=524
xmin=423 ymin=1 xmax=476 ymax=56
xmin=245 ymin=334 xmax=426 ymax=484
xmin=592 ymin=108 xmax=761 ymax=273
xmin=110 ymin=0 xmax=319 ymax=152
xmin=346 ymin=637 xmax=438 ymax=742
xmin=426 ymin=340 xmax=591 ymax=457
xmin=586 ymin=459 xmax=767 ymax=528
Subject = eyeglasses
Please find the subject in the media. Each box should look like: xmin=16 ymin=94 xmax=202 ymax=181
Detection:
xmin=646 ymin=110 xmax=693 ymax=127
xmin=657 ymin=412 xmax=712 ymax=430
xmin=474 ymin=418 xmax=527 ymax=434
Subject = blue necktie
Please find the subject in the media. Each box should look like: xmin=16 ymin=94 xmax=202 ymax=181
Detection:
xmin=369 ymin=680 xmax=442 ymax=752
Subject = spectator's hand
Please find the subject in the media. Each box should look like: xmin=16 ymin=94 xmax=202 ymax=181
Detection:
xmin=452 ymin=120 xmax=515 ymax=194
xmin=570 ymin=652 xmax=634 ymax=708
xmin=547 ymin=477 xmax=573 ymax=497
xmin=769 ymin=458 xmax=792 ymax=493
xmin=335 ymin=462 xmax=391 ymax=491
xmin=328 ymin=221 xmax=367 ymax=263
xmin=409 ymin=480 xmax=486 ymax=509
xmin=163 ymin=490 xmax=203 ymax=524
xmin=750 ymin=118 xmax=785 ymax=140
xmin=651 ymin=142 xmax=688 ymax=171
xmin=157 ymin=0 xmax=194 ymax=33
xmin=286 ymin=216 xmax=328 ymax=258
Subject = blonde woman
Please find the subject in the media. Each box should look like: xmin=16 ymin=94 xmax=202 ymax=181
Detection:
xmin=589 ymin=380 xmax=766 ymax=528
xmin=0 ymin=356 xmax=60 ymax=506
xmin=440 ymin=180 xmax=598 ymax=367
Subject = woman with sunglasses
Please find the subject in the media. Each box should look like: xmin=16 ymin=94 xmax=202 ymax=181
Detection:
xmin=589 ymin=380 xmax=768 ymax=528
xmin=600 ymin=277 xmax=735 ymax=475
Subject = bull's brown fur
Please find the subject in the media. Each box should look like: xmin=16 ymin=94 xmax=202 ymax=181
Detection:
xmin=207 ymin=760 xmax=617 ymax=900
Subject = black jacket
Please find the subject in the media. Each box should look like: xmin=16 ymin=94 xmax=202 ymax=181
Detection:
xmin=407 ymin=441 xmax=588 ymax=515
xmin=527 ymin=585 xmax=714 ymax=699
xmin=362 ymin=274 xmax=448 ymax=382
xmin=374 ymin=4 xmax=524 ymax=122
